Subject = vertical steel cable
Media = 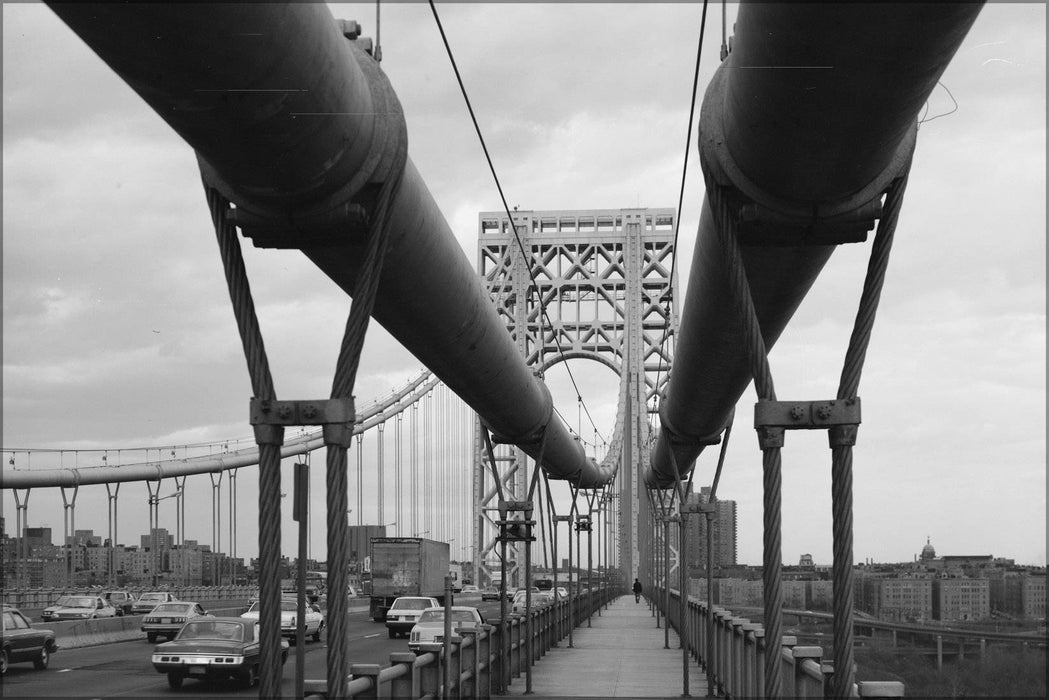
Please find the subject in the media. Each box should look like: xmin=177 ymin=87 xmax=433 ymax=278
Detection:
xmin=324 ymin=128 xmax=403 ymax=698
xmin=411 ymin=403 xmax=419 ymax=536
xmin=396 ymin=414 xmax=403 ymax=536
xmin=704 ymin=181 xmax=783 ymax=698
xmin=830 ymin=172 xmax=908 ymax=698
xmin=204 ymin=186 xmax=283 ymax=697
xmin=377 ymin=424 xmax=386 ymax=525
xmin=356 ymin=434 xmax=364 ymax=526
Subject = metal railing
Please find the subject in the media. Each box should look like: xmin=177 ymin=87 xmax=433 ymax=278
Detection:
xmin=654 ymin=585 xmax=906 ymax=698
xmin=304 ymin=586 xmax=616 ymax=698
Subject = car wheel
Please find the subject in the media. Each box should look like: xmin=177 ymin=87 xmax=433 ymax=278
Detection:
xmin=388 ymin=628 xmax=396 ymax=639
xmin=1 ymin=648 xmax=9 ymax=676
xmin=167 ymin=672 xmax=184 ymax=689
xmin=34 ymin=646 xmax=50 ymax=670
xmin=312 ymin=623 xmax=323 ymax=643
xmin=147 ymin=633 xmax=157 ymax=644
xmin=242 ymin=664 xmax=259 ymax=688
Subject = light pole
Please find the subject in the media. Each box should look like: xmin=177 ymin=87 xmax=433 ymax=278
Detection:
xmin=149 ymin=488 xmax=182 ymax=587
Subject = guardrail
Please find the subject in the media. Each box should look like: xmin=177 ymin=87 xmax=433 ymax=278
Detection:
xmin=304 ymin=585 xmax=617 ymax=698
xmin=4 ymin=585 xmax=260 ymax=616
xmin=38 ymin=604 xmax=250 ymax=649
xmin=653 ymin=585 xmax=906 ymax=698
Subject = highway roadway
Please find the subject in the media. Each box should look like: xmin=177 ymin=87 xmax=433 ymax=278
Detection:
xmin=4 ymin=596 xmax=508 ymax=697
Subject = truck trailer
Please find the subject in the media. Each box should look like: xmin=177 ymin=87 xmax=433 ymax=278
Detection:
xmin=368 ymin=537 xmax=451 ymax=621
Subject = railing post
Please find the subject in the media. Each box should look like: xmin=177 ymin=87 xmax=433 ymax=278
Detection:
xmin=462 ymin=629 xmax=479 ymax=698
xmin=389 ymin=652 xmax=419 ymax=699
xmin=754 ymin=628 xmax=766 ymax=699
xmin=791 ymin=646 xmax=823 ymax=698
xmin=742 ymin=622 xmax=761 ymax=698
xmin=350 ymin=663 xmax=383 ymax=699
xmin=476 ymin=624 xmax=493 ymax=699
xmin=779 ymin=634 xmax=797 ymax=697
xmin=419 ymin=653 xmax=441 ymax=699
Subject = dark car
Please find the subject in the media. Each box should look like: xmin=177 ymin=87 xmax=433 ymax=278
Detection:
xmin=151 ymin=617 xmax=288 ymax=689
xmin=2 ymin=606 xmax=58 ymax=675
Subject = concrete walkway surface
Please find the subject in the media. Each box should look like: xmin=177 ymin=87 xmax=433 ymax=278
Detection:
xmin=505 ymin=595 xmax=708 ymax=698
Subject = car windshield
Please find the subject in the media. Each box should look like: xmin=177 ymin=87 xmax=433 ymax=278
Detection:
xmin=152 ymin=603 xmax=190 ymax=614
xmin=417 ymin=610 xmax=476 ymax=623
xmin=392 ymin=599 xmax=432 ymax=610
xmin=140 ymin=594 xmax=165 ymax=603
xmin=179 ymin=620 xmax=243 ymax=641
xmin=53 ymin=596 xmax=77 ymax=607
xmin=65 ymin=597 xmax=96 ymax=609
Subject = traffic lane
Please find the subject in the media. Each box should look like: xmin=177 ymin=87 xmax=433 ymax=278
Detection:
xmin=3 ymin=612 xmax=409 ymax=697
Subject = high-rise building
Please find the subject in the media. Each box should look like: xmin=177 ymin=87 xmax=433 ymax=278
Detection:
xmin=684 ymin=486 xmax=737 ymax=573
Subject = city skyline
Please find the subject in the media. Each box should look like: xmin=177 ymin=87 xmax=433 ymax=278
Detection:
xmin=3 ymin=4 xmax=1045 ymax=568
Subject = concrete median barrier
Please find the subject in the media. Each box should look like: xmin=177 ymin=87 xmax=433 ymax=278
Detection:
xmin=41 ymin=605 xmax=250 ymax=649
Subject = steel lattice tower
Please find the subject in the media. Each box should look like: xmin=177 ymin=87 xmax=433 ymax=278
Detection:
xmin=473 ymin=208 xmax=677 ymax=587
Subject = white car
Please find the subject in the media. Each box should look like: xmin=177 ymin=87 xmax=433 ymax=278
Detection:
xmin=408 ymin=607 xmax=486 ymax=653
xmin=240 ymin=599 xmax=324 ymax=643
xmin=460 ymin=585 xmax=480 ymax=595
xmin=40 ymin=595 xmax=118 ymax=621
xmin=385 ymin=596 xmax=439 ymax=639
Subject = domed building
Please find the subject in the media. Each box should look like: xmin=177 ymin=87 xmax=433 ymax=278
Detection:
xmin=919 ymin=536 xmax=936 ymax=562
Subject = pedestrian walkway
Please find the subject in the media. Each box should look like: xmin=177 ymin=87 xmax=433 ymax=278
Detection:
xmin=506 ymin=595 xmax=708 ymax=698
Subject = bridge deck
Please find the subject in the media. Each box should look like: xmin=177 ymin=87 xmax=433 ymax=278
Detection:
xmin=507 ymin=595 xmax=708 ymax=697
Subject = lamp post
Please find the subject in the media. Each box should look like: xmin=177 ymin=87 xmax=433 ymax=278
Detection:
xmin=149 ymin=488 xmax=182 ymax=587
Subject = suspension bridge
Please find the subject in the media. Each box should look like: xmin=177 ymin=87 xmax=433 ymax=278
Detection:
xmin=2 ymin=2 xmax=1020 ymax=698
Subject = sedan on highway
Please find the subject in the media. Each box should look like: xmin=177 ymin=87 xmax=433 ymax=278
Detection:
xmin=131 ymin=592 xmax=179 ymax=616
xmin=240 ymin=599 xmax=324 ymax=643
xmin=385 ymin=596 xmax=439 ymax=639
xmin=142 ymin=602 xmax=212 ymax=643
xmin=151 ymin=617 xmax=288 ymax=689
xmin=480 ymin=587 xmax=501 ymax=602
xmin=2 ymin=606 xmax=58 ymax=675
xmin=408 ymin=607 xmax=485 ymax=653
xmin=40 ymin=595 xmax=118 ymax=621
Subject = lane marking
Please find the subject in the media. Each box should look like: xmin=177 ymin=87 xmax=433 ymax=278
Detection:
xmin=363 ymin=633 xmax=382 ymax=639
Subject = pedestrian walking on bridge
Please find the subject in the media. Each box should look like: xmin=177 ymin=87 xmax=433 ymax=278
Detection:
xmin=632 ymin=578 xmax=643 ymax=603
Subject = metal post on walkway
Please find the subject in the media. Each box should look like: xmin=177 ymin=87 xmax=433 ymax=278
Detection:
xmin=679 ymin=511 xmax=690 ymax=697
xmin=706 ymin=510 xmax=716 ymax=697
xmin=567 ymin=513 xmax=575 ymax=648
xmin=663 ymin=515 xmax=671 ymax=649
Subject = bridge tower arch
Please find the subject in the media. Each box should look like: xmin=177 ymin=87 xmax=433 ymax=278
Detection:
xmin=473 ymin=208 xmax=677 ymax=588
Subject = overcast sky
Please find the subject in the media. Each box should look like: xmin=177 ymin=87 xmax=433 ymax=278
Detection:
xmin=3 ymin=3 xmax=1045 ymax=569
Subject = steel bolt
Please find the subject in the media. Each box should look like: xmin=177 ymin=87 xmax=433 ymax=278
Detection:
xmin=278 ymin=405 xmax=293 ymax=420
xmin=302 ymin=404 xmax=318 ymax=420
xmin=790 ymin=405 xmax=805 ymax=421
xmin=817 ymin=405 xmax=832 ymax=420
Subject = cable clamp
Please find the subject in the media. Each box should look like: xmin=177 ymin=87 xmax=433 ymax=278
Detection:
xmin=251 ymin=398 xmax=356 ymax=448
xmin=754 ymin=398 xmax=861 ymax=430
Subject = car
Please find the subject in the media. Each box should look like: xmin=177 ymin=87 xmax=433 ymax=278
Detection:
xmin=131 ymin=592 xmax=179 ymax=616
xmin=408 ymin=607 xmax=486 ymax=653
xmin=385 ymin=596 xmax=440 ymax=639
xmin=101 ymin=590 xmax=137 ymax=616
xmin=2 ymin=606 xmax=58 ymax=675
xmin=511 ymin=589 xmax=554 ymax=614
xmin=151 ymin=617 xmax=288 ymax=689
xmin=240 ymin=599 xmax=324 ymax=643
xmin=461 ymin=585 xmax=480 ymax=595
xmin=480 ymin=587 xmax=501 ymax=602
xmin=142 ymin=601 xmax=212 ymax=643
xmin=40 ymin=595 xmax=118 ymax=621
